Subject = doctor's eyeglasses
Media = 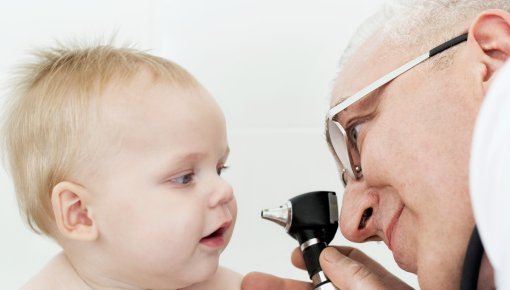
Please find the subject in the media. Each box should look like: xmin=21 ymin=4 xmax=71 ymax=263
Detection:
xmin=326 ymin=33 xmax=468 ymax=186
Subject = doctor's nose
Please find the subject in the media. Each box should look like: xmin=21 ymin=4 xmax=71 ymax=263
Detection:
xmin=339 ymin=179 xmax=381 ymax=243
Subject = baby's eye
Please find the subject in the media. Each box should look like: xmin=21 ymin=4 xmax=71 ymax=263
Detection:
xmin=217 ymin=165 xmax=229 ymax=176
xmin=170 ymin=172 xmax=195 ymax=185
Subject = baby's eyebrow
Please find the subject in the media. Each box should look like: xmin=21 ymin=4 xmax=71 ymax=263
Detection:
xmin=173 ymin=147 xmax=230 ymax=164
xmin=165 ymin=145 xmax=231 ymax=171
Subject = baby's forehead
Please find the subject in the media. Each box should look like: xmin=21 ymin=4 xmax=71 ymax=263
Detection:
xmin=86 ymin=73 xmax=220 ymax=143
xmin=97 ymin=67 xmax=204 ymax=102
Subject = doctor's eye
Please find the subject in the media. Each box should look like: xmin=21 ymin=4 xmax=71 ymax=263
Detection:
xmin=170 ymin=172 xmax=195 ymax=185
xmin=217 ymin=165 xmax=229 ymax=176
xmin=348 ymin=122 xmax=364 ymax=147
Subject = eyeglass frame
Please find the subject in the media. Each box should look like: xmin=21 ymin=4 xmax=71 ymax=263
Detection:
xmin=326 ymin=33 xmax=468 ymax=186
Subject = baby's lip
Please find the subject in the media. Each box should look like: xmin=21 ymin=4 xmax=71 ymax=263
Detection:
xmin=202 ymin=220 xmax=232 ymax=240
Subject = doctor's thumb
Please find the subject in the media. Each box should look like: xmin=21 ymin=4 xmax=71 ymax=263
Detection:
xmin=319 ymin=247 xmax=391 ymax=290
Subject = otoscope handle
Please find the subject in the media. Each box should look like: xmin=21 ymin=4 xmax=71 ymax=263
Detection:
xmin=301 ymin=238 xmax=326 ymax=278
xmin=300 ymin=238 xmax=339 ymax=289
xmin=314 ymin=281 xmax=339 ymax=290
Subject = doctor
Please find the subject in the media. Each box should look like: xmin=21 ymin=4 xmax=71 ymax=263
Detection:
xmin=242 ymin=1 xmax=510 ymax=289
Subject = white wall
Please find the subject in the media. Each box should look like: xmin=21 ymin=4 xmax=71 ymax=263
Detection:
xmin=0 ymin=1 xmax=419 ymax=288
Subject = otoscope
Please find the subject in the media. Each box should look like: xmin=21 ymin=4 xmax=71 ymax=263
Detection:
xmin=261 ymin=191 xmax=339 ymax=290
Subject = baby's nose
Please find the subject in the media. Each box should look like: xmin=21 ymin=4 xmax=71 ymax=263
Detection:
xmin=209 ymin=177 xmax=234 ymax=207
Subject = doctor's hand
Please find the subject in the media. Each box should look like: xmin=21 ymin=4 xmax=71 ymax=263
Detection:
xmin=320 ymin=246 xmax=413 ymax=290
xmin=241 ymin=246 xmax=413 ymax=290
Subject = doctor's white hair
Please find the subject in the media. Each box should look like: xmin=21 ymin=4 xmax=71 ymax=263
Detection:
xmin=338 ymin=0 xmax=510 ymax=71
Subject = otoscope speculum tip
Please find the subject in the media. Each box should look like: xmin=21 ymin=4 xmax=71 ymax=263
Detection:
xmin=261 ymin=201 xmax=292 ymax=230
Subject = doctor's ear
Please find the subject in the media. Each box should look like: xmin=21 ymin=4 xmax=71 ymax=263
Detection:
xmin=51 ymin=181 xmax=98 ymax=241
xmin=468 ymin=9 xmax=510 ymax=85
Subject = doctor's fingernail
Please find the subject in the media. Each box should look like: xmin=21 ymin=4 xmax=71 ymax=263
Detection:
xmin=323 ymin=247 xmax=342 ymax=263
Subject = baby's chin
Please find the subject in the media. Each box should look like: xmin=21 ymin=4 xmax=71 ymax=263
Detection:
xmin=124 ymin=246 xmax=224 ymax=289
xmin=175 ymin=260 xmax=221 ymax=288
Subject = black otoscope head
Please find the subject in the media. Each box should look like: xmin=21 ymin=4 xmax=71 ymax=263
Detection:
xmin=261 ymin=191 xmax=339 ymax=290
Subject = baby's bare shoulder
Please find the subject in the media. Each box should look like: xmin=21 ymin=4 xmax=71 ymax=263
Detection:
xmin=20 ymin=277 xmax=54 ymax=290
xmin=20 ymin=252 xmax=89 ymax=290
xmin=20 ymin=253 xmax=63 ymax=290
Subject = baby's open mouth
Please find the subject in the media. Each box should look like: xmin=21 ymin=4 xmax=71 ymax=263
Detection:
xmin=199 ymin=221 xmax=231 ymax=248
xmin=203 ymin=226 xmax=226 ymax=240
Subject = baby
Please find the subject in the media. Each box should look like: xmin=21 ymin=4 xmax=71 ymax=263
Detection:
xmin=1 ymin=43 xmax=241 ymax=289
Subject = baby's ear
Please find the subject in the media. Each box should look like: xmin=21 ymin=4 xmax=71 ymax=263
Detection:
xmin=51 ymin=181 xmax=98 ymax=241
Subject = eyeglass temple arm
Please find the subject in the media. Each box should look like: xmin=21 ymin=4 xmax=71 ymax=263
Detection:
xmin=430 ymin=33 xmax=468 ymax=57
xmin=328 ymin=33 xmax=469 ymax=120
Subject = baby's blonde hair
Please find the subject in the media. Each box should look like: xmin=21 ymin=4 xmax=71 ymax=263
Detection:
xmin=1 ymin=42 xmax=199 ymax=237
